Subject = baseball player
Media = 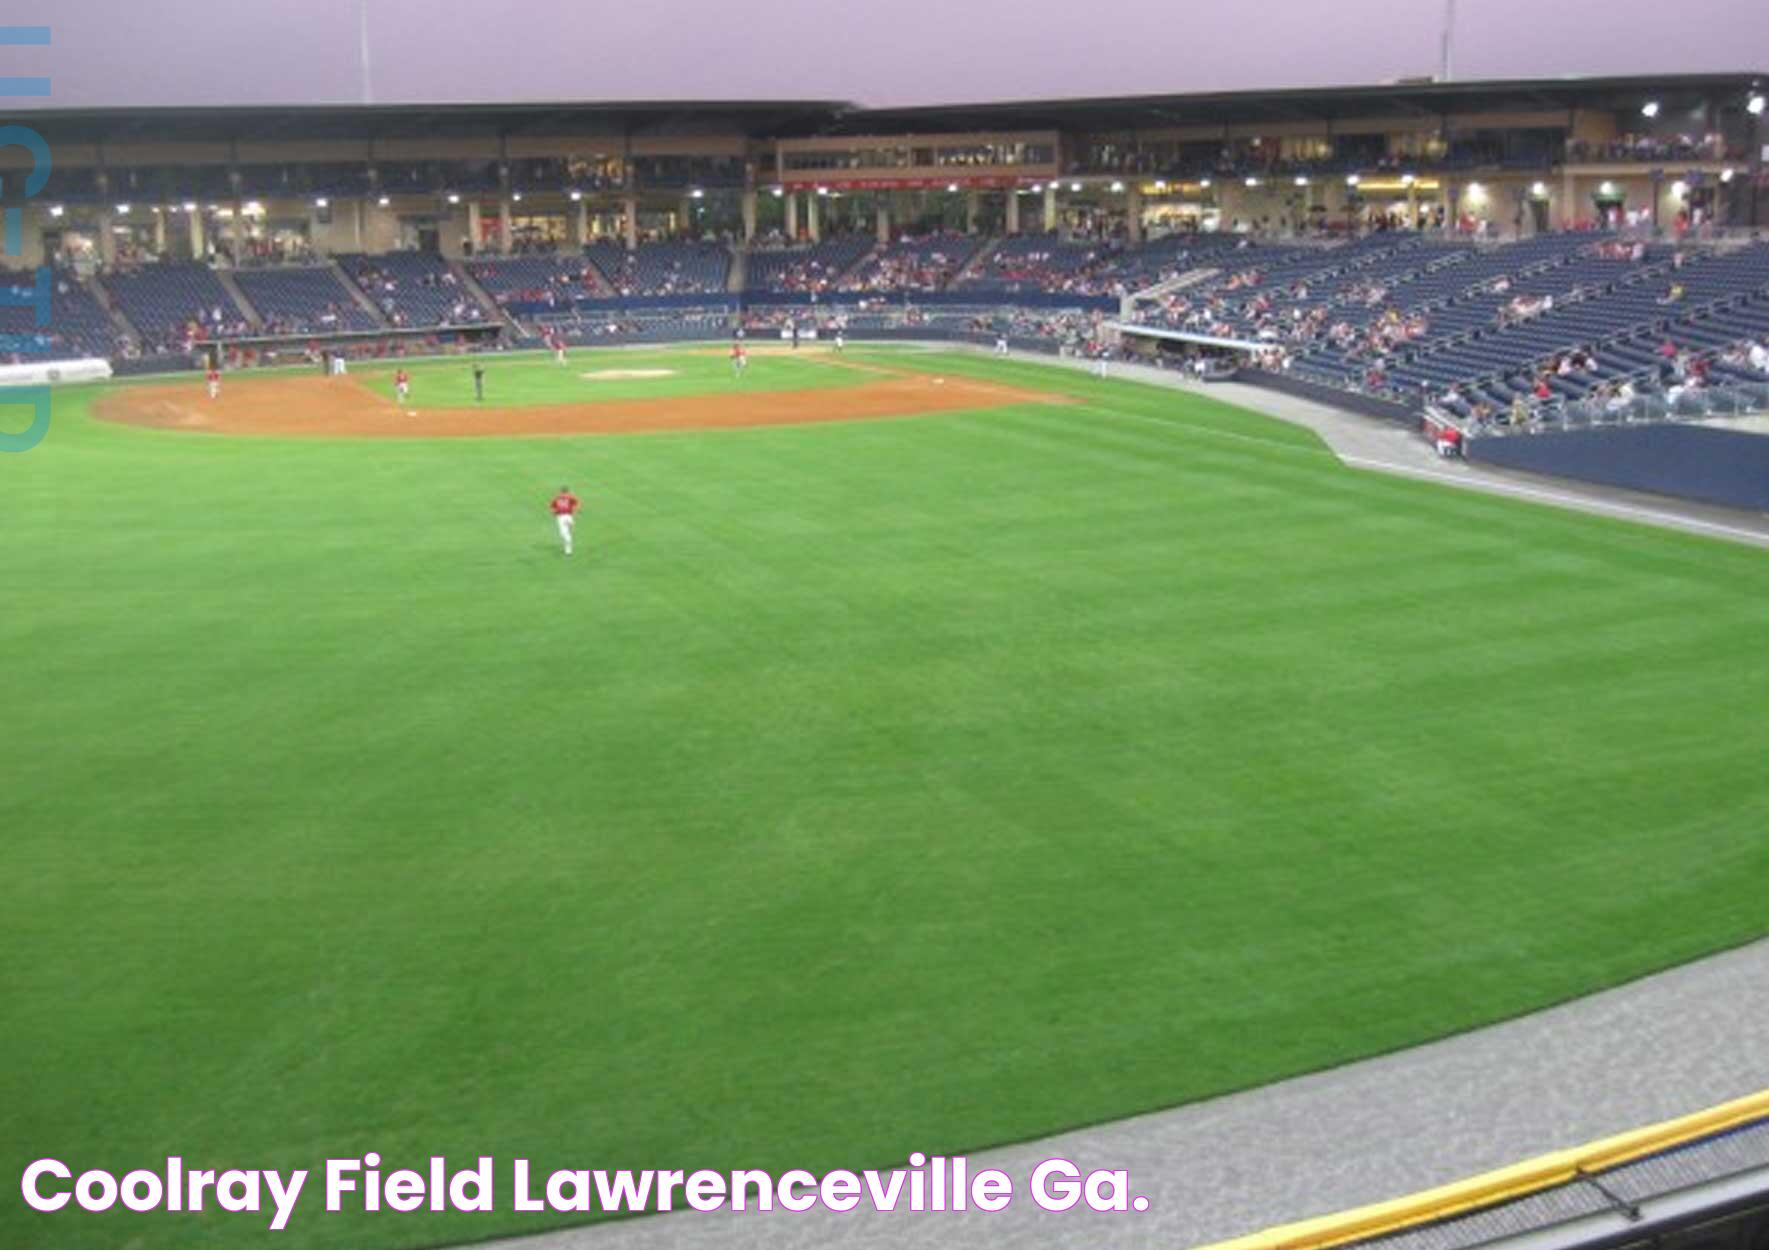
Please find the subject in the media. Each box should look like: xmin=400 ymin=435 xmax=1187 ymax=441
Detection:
xmin=730 ymin=340 xmax=748 ymax=378
xmin=552 ymin=332 xmax=568 ymax=367
xmin=994 ymin=333 xmax=1010 ymax=357
xmin=394 ymin=367 xmax=411 ymax=406
xmin=833 ymin=328 xmax=846 ymax=353
xmin=550 ymin=485 xmax=581 ymax=556
xmin=206 ymin=364 xmax=221 ymax=400
xmin=473 ymin=361 xmax=486 ymax=402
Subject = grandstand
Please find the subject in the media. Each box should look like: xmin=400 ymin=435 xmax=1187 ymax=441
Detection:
xmin=230 ymin=265 xmax=380 ymax=335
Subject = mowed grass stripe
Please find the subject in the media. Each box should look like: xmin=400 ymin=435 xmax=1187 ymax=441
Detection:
xmin=2 ymin=351 xmax=1767 ymax=1250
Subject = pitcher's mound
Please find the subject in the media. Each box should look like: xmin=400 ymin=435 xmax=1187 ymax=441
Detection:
xmin=580 ymin=369 xmax=678 ymax=381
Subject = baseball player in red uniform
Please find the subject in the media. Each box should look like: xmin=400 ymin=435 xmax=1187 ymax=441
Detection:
xmin=550 ymin=485 xmax=581 ymax=556
xmin=394 ymin=367 xmax=411 ymax=406
xmin=551 ymin=332 xmax=568 ymax=367
xmin=206 ymin=366 xmax=221 ymax=401
xmin=730 ymin=341 xmax=747 ymax=378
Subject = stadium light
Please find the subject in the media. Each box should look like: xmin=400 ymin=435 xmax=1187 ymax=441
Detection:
xmin=1069 ymin=182 xmax=1081 ymax=192
xmin=1198 ymin=178 xmax=1211 ymax=189
xmin=1294 ymin=176 xmax=1309 ymax=187
xmin=447 ymin=193 xmax=461 ymax=204
xmin=1641 ymin=100 xmax=1660 ymax=118
xmin=1345 ymin=174 xmax=1360 ymax=186
xmin=1401 ymin=173 xmax=1417 ymax=187
xmin=1721 ymin=167 xmax=1736 ymax=183
xmin=244 ymin=201 xmax=264 ymax=215
xmin=816 ymin=186 xmax=828 ymax=197
xmin=512 ymin=192 xmax=523 ymax=203
xmin=1671 ymin=180 xmax=1688 ymax=199
xmin=116 ymin=204 xmax=130 ymax=214
xmin=1153 ymin=180 xmax=1167 ymax=191
xmin=48 ymin=204 xmax=63 ymax=217
xmin=689 ymin=188 xmax=704 ymax=199
xmin=1599 ymin=180 xmax=1617 ymax=196
xmin=1749 ymin=94 xmax=1766 ymax=116
xmin=377 ymin=195 xmax=391 ymax=207
xmin=568 ymin=190 xmax=583 ymax=202
xmin=771 ymin=187 xmax=783 ymax=198
xmin=1530 ymin=181 xmax=1548 ymax=197
xmin=1031 ymin=183 xmax=1043 ymax=193
xmin=1244 ymin=176 xmax=1259 ymax=187
xmin=314 ymin=197 xmax=329 ymax=209
xmin=182 ymin=201 xmax=197 ymax=212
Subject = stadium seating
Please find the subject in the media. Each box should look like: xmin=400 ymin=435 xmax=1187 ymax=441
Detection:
xmin=336 ymin=253 xmax=488 ymax=327
xmin=466 ymin=254 xmax=611 ymax=306
xmin=746 ymin=236 xmax=873 ymax=294
xmin=99 ymin=262 xmax=251 ymax=353
xmin=586 ymin=241 xmax=731 ymax=296
xmin=231 ymin=266 xmax=380 ymax=335
xmin=0 ymin=267 xmax=122 ymax=363
xmin=838 ymin=232 xmax=986 ymax=294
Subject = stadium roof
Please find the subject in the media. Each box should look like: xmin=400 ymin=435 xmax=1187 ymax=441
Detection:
xmin=802 ymin=72 xmax=1768 ymax=134
xmin=17 ymin=72 xmax=1765 ymax=146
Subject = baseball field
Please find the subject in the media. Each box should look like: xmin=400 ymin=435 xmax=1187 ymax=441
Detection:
xmin=4 ymin=345 xmax=1767 ymax=1250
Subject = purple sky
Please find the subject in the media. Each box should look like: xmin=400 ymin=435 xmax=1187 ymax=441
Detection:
xmin=8 ymin=0 xmax=1767 ymax=110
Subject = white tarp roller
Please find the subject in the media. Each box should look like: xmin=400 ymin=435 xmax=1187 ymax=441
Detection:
xmin=0 ymin=358 xmax=113 ymax=387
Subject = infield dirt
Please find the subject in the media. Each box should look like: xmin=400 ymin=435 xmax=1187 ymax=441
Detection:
xmin=95 ymin=370 xmax=1064 ymax=438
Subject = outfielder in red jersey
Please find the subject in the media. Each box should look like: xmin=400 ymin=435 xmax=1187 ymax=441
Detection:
xmin=394 ymin=368 xmax=411 ymax=406
xmin=550 ymin=485 xmax=581 ymax=556
xmin=551 ymin=332 xmax=568 ymax=367
xmin=206 ymin=366 xmax=221 ymax=400
xmin=730 ymin=341 xmax=748 ymax=378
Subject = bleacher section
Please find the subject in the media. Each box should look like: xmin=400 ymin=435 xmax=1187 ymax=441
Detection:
xmin=100 ymin=262 xmax=251 ymax=353
xmin=586 ymin=241 xmax=731 ymax=296
xmin=838 ymin=233 xmax=985 ymax=294
xmin=337 ymin=252 xmax=489 ymax=327
xmin=466 ymin=254 xmax=611 ymax=307
xmin=746 ymin=236 xmax=873 ymax=294
xmin=231 ymin=266 xmax=380 ymax=335
xmin=1 ymin=267 xmax=121 ymax=362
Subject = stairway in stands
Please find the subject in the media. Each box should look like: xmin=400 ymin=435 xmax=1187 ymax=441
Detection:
xmin=330 ymin=259 xmax=391 ymax=328
xmin=213 ymin=269 xmax=264 ymax=330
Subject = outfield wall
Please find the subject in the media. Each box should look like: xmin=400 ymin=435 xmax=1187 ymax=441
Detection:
xmin=1466 ymin=425 xmax=1769 ymax=513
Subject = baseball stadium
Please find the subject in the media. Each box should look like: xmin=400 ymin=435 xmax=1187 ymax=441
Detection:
xmin=3 ymin=7 xmax=1768 ymax=1250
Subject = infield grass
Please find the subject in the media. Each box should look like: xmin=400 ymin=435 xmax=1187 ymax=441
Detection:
xmin=353 ymin=345 xmax=872 ymax=406
xmin=3 ymin=348 xmax=1766 ymax=1249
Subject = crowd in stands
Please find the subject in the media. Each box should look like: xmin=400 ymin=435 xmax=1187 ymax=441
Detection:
xmin=337 ymin=253 xmax=488 ymax=327
xmin=467 ymin=255 xmax=609 ymax=306
xmin=586 ymin=241 xmax=730 ymax=297
xmin=747 ymin=235 xmax=873 ymax=294
xmin=839 ymin=232 xmax=983 ymax=294
xmin=233 ymin=267 xmax=379 ymax=335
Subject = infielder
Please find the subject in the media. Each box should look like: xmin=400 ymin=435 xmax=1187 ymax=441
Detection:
xmin=394 ymin=367 xmax=411 ymax=406
xmin=730 ymin=341 xmax=748 ymax=377
xmin=206 ymin=365 xmax=221 ymax=400
xmin=550 ymin=485 xmax=581 ymax=556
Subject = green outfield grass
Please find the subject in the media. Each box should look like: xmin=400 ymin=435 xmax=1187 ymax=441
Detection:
xmin=353 ymin=345 xmax=871 ymax=406
xmin=3 ymin=349 xmax=1766 ymax=1250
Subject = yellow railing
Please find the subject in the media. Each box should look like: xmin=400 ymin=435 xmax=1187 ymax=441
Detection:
xmin=1193 ymin=1087 xmax=1769 ymax=1250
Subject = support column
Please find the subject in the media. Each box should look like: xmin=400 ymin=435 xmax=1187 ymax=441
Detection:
xmin=498 ymin=196 xmax=514 ymax=254
xmin=623 ymin=195 xmax=638 ymax=250
xmin=1562 ymin=169 xmax=1576 ymax=229
xmin=741 ymin=190 xmax=757 ymax=242
xmin=98 ymin=210 xmax=117 ymax=265
xmin=466 ymin=201 xmax=483 ymax=254
xmin=1043 ymin=184 xmax=1058 ymax=233
xmin=785 ymin=192 xmax=799 ymax=240
xmin=807 ymin=192 xmax=821 ymax=243
xmin=965 ymin=188 xmax=980 ymax=234
xmin=152 ymin=208 xmax=167 ymax=256
xmin=1005 ymin=190 xmax=1021 ymax=235
xmin=1125 ymin=185 xmax=1144 ymax=243
xmin=570 ymin=199 xmax=588 ymax=247
xmin=189 ymin=209 xmax=205 ymax=260
xmin=876 ymin=197 xmax=891 ymax=244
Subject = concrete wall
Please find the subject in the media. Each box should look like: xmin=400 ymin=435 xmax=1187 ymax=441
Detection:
xmin=1467 ymin=425 xmax=1769 ymax=512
